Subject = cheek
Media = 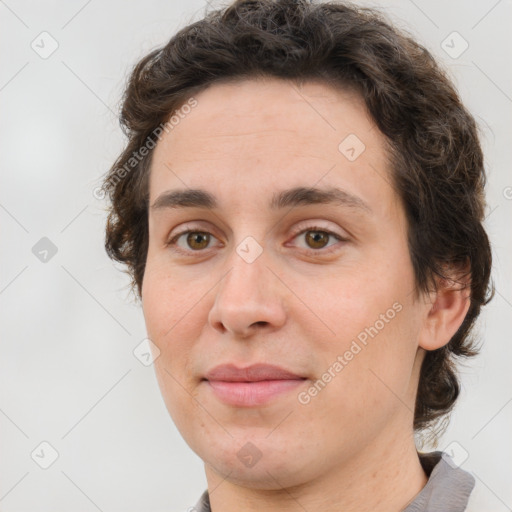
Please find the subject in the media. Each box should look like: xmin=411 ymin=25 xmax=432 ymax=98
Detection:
xmin=302 ymin=312 xmax=419 ymax=452
xmin=142 ymin=258 xmax=205 ymax=342
xmin=341 ymin=307 xmax=419 ymax=421
xmin=305 ymin=266 xmax=399 ymax=348
xmin=142 ymin=270 xmax=208 ymax=431
xmin=141 ymin=268 xmax=205 ymax=404
xmin=306 ymin=259 xmax=419 ymax=409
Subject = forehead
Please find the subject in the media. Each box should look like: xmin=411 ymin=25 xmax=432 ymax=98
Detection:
xmin=149 ymin=78 xmax=398 ymax=216
xmin=153 ymin=77 xmax=374 ymax=155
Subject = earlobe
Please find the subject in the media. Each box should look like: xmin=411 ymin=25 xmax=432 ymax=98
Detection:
xmin=418 ymin=271 xmax=472 ymax=351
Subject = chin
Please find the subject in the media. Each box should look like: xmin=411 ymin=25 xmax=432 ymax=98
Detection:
xmin=196 ymin=434 xmax=316 ymax=489
xmin=208 ymin=459 xmax=313 ymax=490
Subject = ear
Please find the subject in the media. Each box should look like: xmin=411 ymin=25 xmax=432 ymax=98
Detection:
xmin=418 ymin=263 xmax=472 ymax=351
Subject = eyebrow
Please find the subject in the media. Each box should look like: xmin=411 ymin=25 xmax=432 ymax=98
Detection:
xmin=150 ymin=186 xmax=371 ymax=213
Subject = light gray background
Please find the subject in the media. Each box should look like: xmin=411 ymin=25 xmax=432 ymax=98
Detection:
xmin=1 ymin=0 xmax=511 ymax=511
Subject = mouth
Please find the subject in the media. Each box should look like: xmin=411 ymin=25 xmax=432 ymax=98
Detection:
xmin=203 ymin=363 xmax=307 ymax=407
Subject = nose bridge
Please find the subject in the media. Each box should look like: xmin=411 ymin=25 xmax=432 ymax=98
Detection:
xmin=222 ymin=229 xmax=270 ymax=298
xmin=219 ymin=241 xmax=271 ymax=310
xmin=208 ymin=239 xmax=286 ymax=336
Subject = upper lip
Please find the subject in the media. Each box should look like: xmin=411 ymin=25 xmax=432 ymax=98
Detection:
xmin=204 ymin=363 xmax=305 ymax=382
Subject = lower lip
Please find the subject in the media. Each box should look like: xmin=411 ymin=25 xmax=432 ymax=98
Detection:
xmin=206 ymin=379 xmax=305 ymax=407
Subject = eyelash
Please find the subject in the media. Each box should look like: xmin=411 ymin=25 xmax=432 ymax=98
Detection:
xmin=166 ymin=225 xmax=347 ymax=257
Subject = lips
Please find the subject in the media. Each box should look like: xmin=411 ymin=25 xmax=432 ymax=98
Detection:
xmin=205 ymin=363 xmax=304 ymax=382
xmin=203 ymin=363 xmax=307 ymax=407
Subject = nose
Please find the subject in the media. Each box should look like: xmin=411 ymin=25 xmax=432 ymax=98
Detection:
xmin=208 ymin=249 xmax=287 ymax=339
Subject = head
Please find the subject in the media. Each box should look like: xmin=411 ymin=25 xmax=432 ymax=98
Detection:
xmin=102 ymin=0 xmax=492 ymax=488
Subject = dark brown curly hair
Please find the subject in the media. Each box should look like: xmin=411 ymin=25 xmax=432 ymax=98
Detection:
xmin=100 ymin=0 xmax=493 ymax=436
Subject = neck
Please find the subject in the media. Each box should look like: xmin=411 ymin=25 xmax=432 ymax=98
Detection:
xmin=205 ymin=429 xmax=428 ymax=512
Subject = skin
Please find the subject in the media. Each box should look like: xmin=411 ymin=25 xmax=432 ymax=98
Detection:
xmin=141 ymin=78 xmax=471 ymax=512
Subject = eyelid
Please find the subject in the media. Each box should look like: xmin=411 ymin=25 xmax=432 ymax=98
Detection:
xmin=167 ymin=221 xmax=221 ymax=242
xmin=288 ymin=220 xmax=348 ymax=241
xmin=166 ymin=225 xmax=223 ymax=252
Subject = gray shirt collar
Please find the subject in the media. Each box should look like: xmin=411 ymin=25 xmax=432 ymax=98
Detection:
xmin=403 ymin=451 xmax=475 ymax=511
xmin=192 ymin=451 xmax=475 ymax=512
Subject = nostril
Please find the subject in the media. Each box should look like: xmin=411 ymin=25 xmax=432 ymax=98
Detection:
xmin=252 ymin=321 xmax=269 ymax=327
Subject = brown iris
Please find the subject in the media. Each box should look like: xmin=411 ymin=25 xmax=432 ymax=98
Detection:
xmin=305 ymin=230 xmax=330 ymax=249
xmin=187 ymin=232 xmax=210 ymax=250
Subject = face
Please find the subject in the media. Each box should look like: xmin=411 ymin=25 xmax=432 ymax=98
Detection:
xmin=142 ymin=78 xmax=430 ymax=489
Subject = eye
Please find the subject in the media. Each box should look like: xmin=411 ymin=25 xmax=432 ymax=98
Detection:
xmin=291 ymin=226 xmax=346 ymax=254
xmin=166 ymin=225 xmax=347 ymax=256
xmin=167 ymin=230 xmax=221 ymax=253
